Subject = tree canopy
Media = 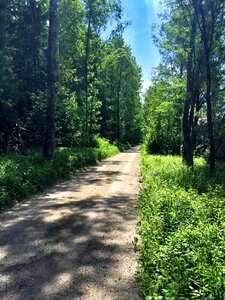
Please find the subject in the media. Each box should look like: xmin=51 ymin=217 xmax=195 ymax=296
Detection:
xmin=0 ymin=0 xmax=143 ymax=155
xmin=144 ymin=0 xmax=225 ymax=171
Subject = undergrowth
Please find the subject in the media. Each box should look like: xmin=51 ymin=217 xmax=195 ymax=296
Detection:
xmin=139 ymin=147 xmax=225 ymax=299
xmin=0 ymin=137 xmax=119 ymax=211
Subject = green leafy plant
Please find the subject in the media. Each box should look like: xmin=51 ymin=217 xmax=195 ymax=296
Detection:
xmin=0 ymin=137 xmax=119 ymax=211
xmin=139 ymin=148 xmax=225 ymax=299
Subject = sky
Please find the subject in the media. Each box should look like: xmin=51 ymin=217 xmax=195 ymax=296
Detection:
xmin=121 ymin=0 xmax=161 ymax=94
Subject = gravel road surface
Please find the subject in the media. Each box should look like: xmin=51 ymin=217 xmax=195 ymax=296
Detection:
xmin=0 ymin=146 xmax=140 ymax=300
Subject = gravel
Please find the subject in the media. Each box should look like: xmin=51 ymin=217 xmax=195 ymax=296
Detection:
xmin=0 ymin=146 xmax=141 ymax=300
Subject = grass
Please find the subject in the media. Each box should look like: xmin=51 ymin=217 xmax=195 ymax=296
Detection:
xmin=139 ymin=147 xmax=225 ymax=300
xmin=0 ymin=137 xmax=119 ymax=211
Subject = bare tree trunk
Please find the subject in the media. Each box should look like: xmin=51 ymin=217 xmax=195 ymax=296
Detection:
xmin=182 ymin=14 xmax=197 ymax=166
xmin=43 ymin=0 xmax=59 ymax=158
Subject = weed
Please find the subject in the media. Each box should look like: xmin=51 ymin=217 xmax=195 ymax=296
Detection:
xmin=0 ymin=137 xmax=119 ymax=211
xmin=139 ymin=148 xmax=225 ymax=299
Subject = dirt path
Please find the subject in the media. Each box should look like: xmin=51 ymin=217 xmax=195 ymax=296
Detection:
xmin=0 ymin=146 xmax=141 ymax=300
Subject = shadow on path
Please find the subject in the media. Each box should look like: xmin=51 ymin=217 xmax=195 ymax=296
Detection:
xmin=0 ymin=150 xmax=140 ymax=300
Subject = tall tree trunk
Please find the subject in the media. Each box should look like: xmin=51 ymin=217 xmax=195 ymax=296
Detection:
xmin=192 ymin=86 xmax=200 ymax=151
xmin=89 ymin=41 xmax=98 ymax=135
xmin=198 ymin=1 xmax=215 ymax=171
xmin=100 ymin=93 xmax=107 ymax=137
xmin=205 ymin=51 xmax=215 ymax=171
xmin=84 ymin=19 xmax=91 ymax=142
xmin=182 ymin=14 xmax=197 ymax=166
xmin=116 ymin=61 xmax=122 ymax=140
xmin=43 ymin=0 xmax=59 ymax=158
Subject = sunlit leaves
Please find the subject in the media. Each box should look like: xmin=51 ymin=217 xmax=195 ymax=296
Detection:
xmin=139 ymin=151 xmax=225 ymax=299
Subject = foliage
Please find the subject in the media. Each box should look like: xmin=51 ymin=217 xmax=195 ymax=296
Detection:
xmin=144 ymin=0 xmax=225 ymax=170
xmin=144 ymin=73 xmax=184 ymax=155
xmin=139 ymin=148 xmax=225 ymax=299
xmin=99 ymin=37 xmax=143 ymax=144
xmin=0 ymin=0 xmax=143 ymax=153
xmin=0 ymin=137 xmax=119 ymax=211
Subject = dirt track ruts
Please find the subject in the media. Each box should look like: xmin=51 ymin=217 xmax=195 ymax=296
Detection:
xmin=0 ymin=146 xmax=141 ymax=300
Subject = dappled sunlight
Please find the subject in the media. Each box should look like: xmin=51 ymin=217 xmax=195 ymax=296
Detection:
xmin=42 ymin=272 xmax=73 ymax=296
xmin=0 ymin=246 xmax=9 ymax=260
xmin=0 ymin=274 xmax=11 ymax=291
xmin=44 ymin=191 xmax=72 ymax=200
xmin=0 ymin=147 xmax=140 ymax=299
xmin=41 ymin=209 xmax=74 ymax=223
xmin=1 ymin=193 xmax=138 ymax=298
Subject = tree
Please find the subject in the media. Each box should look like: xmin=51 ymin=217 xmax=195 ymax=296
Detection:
xmin=0 ymin=0 xmax=16 ymax=151
xmin=144 ymin=66 xmax=184 ymax=155
xmin=0 ymin=0 xmax=48 ymax=151
xmin=100 ymin=36 xmax=143 ymax=144
xmin=182 ymin=9 xmax=197 ymax=166
xmin=0 ymin=0 xmax=143 ymax=152
xmin=82 ymin=0 xmax=123 ymax=144
xmin=148 ymin=0 xmax=225 ymax=170
xmin=190 ymin=0 xmax=224 ymax=171
xmin=43 ymin=0 xmax=59 ymax=158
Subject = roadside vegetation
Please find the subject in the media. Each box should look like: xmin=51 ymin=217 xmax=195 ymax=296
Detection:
xmin=0 ymin=0 xmax=142 ymax=211
xmin=140 ymin=1 xmax=225 ymax=297
xmin=0 ymin=0 xmax=143 ymax=157
xmin=0 ymin=137 xmax=119 ymax=211
xmin=139 ymin=147 xmax=225 ymax=299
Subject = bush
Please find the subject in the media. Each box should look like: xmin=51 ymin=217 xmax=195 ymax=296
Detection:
xmin=0 ymin=138 xmax=119 ymax=211
xmin=144 ymin=131 xmax=181 ymax=155
xmin=139 ymin=148 xmax=225 ymax=299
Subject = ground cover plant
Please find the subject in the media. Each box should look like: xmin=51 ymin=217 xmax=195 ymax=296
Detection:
xmin=0 ymin=137 xmax=119 ymax=211
xmin=139 ymin=147 xmax=225 ymax=299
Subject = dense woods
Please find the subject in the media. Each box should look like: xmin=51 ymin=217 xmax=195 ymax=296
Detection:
xmin=0 ymin=0 xmax=143 ymax=155
xmin=0 ymin=0 xmax=143 ymax=209
xmin=144 ymin=0 xmax=225 ymax=171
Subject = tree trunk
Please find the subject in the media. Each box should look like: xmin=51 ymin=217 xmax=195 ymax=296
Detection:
xmin=198 ymin=1 xmax=215 ymax=171
xmin=100 ymin=93 xmax=108 ymax=137
xmin=205 ymin=52 xmax=215 ymax=171
xmin=89 ymin=41 xmax=98 ymax=135
xmin=192 ymin=86 xmax=200 ymax=151
xmin=182 ymin=14 xmax=197 ymax=166
xmin=43 ymin=0 xmax=59 ymax=158
xmin=116 ymin=61 xmax=122 ymax=140
xmin=84 ymin=19 xmax=91 ymax=142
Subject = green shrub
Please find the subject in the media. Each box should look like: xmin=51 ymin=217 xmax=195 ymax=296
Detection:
xmin=139 ymin=149 xmax=225 ymax=299
xmin=0 ymin=138 xmax=119 ymax=211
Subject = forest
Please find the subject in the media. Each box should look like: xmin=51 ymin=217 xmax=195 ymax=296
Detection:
xmin=0 ymin=0 xmax=143 ymax=154
xmin=1 ymin=0 xmax=225 ymax=299
xmin=0 ymin=0 xmax=143 ymax=209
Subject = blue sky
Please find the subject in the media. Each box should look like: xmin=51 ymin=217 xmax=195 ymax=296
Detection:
xmin=121 ymin=0 xmax=161 ymax=92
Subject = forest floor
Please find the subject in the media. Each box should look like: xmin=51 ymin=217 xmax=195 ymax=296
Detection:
xmin=0 ymin=146 xmax=141 ymax=300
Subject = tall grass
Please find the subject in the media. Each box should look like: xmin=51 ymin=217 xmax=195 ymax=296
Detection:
xmin=139 ymin=148 xmax=225 ymax=299
xmin=0 ymin=137 xmax=119 ymax=211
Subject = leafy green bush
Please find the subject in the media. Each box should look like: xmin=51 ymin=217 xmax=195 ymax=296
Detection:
xmin=139 ymin=148 xmax=225 ymax=299
xmin=0 ymin=138 xmax=119 ymax=211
